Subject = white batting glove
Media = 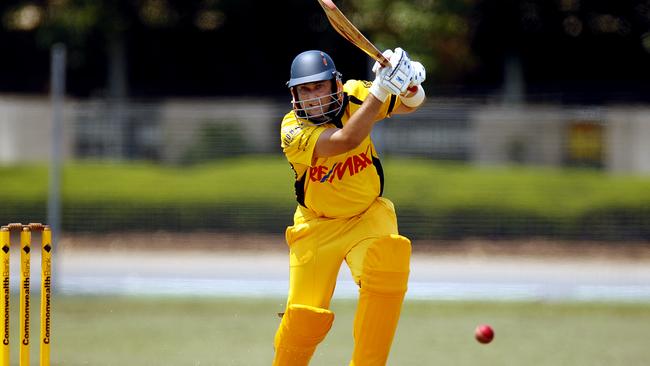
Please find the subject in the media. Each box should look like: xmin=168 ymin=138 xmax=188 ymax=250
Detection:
xmin=368 ymin=50 xmax=393 ymax=102
xmin=369 ymin=48 xmax=414 ymax=102
xmin=399 ymin=61 xmax=426 ymax=107
xmin=409 ymin=61 xmax=426 ymax=87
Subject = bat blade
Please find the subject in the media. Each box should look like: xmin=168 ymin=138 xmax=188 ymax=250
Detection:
xmin=319 ymin=0 xmax=337 ymax=10
xmin=317 ymin=0 xmax=389 ymax=67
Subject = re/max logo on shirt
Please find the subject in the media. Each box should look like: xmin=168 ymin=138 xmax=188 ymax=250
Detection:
xmin=309 ymin=152 xmax=373 ymax=183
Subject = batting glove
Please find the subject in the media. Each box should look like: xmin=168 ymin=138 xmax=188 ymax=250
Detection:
xmin=409 ymin=61 xmax=426 ymax=87
xmin=369 ymin=48 xmax=414 ymax=102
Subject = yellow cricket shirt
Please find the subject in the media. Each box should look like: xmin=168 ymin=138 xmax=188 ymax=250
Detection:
xmin=280 ymin=79 xmax=403 ymax=218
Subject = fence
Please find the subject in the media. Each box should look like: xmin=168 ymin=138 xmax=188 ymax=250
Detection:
xmin=1 ymin=94 xmax=649 ymax=243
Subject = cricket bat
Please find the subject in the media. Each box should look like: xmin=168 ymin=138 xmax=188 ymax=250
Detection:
xmin=316 ymin=0 xmax=390 ymax=68
xmin=317 ymin=0 xmax=418 ymax=92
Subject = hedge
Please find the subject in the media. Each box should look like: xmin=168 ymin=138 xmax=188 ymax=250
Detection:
xmin=1 ymin=156 xmax=649 ymax=241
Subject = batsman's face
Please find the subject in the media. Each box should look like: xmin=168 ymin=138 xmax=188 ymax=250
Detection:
xmin=296 ymin=80 xmax=334 ymax=115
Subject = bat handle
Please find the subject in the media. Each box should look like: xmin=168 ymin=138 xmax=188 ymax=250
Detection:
xmin=378 ymin=56 xmax=390 ymax=68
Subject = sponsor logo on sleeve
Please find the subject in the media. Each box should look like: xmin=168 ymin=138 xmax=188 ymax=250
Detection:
xmin=281 ymin=125 xmax=302 ymax=146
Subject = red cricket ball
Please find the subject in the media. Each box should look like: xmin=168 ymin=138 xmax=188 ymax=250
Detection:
xmin=474 ymin=324 xmax=494 ymax=344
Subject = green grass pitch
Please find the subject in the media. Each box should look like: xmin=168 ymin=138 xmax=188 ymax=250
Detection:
xmin=23 ymin=295 xmax=650 ymax=365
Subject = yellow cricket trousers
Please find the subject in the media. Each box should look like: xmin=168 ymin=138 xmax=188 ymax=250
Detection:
xmin=274 ymin=197 xmax=411 ymax=366
xmin=285 ymin=197 xmax=400 ymax=308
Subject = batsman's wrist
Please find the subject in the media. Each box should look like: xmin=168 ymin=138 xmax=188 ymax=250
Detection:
xmin=369 ymin=82 xmax=390 ymax=102
xmin=399 ymin=85 xmax=425 ymax=107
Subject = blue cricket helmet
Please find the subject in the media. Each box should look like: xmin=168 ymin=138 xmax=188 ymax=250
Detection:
xmin=287 ymin=50 xmax=340 ymax=87
xmin=287 ymin=50 xmax=344 ymax=125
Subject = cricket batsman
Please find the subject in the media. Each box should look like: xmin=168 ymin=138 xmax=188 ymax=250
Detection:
xmin=273 ymin=48 xmax=426 ymax=366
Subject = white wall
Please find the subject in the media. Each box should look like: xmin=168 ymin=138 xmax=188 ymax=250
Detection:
xmin=0 ymin=95 xmax=285 ymax=164
xmin=1 ymin=95 xmax=649 ymax=175
xmin=471 ymin=104 xmax=650 ymax=175
xmin=0 ymin=95 xmax=75 ymax=163
xmin=605 ymin=107 xmax=650 ymax=174
xmin=157 ymin=97 xmax=284 ymax=162
xmin=471 ymin=105 xmax=566 ymax=166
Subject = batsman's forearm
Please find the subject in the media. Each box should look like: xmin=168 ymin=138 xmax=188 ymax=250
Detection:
xmin=331 ymin=96 xmax=382 ymax=149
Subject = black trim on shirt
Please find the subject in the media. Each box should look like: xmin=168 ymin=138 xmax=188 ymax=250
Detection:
xmin=387 ymin=95 xmax=397 ymax=115
xmin=349 ymin=95 xmax=364 ymax=105
xmin=372 ymin=155 xmax=385 ymax=196
xmin=330 ymin=93 xmax=349 ymax=129
xmin=294 ymin=171 xmax=307 ymax=207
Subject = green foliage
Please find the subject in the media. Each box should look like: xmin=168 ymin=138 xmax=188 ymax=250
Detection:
xmin=1 ymin=156 xmax=649 ymax=240
xmin=343 ymin=0 xmax=477 ymax=83
xmin=383 ymin=159 xmax=650 ymax=239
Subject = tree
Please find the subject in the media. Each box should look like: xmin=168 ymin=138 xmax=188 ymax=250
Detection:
xmin=340 ymin=0 xmax=477 ymax=85
xmin=1 ymin=0 xmax=226 ymax=97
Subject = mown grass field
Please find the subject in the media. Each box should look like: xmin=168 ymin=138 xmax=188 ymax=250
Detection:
xmin=17 ymin=295 xmax=650 ymax=366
